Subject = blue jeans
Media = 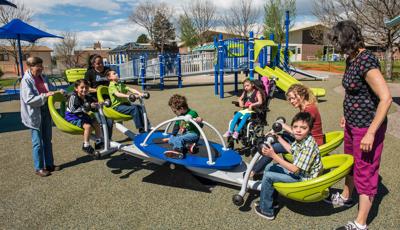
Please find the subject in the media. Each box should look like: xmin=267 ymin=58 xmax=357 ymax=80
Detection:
xmin=115 ymin=104 xmax=145 ymax=130
xmin=168 ymin=132 xmax=199 ymax=151
xmin=31 ymin=106 xmax=54 ymax=171
xmin=229 ymin=112 xmax=252 ymax=133
xmin=260 ymin=163 xmax=301 ymax=215
xmin=253 ymin=132 xmax=295 ymax=173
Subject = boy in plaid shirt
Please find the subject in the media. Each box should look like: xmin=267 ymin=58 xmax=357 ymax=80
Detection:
xmin=254 ymin=112 xmax=322 ymax=220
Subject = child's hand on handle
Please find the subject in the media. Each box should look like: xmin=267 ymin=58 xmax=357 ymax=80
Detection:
xmin=45 ymin=92 xmax=54 ymax=97
xmin=261 ymin=144 xmax=276 ymax=157
xmin=195 ymin=117 xmax=203 ymax=123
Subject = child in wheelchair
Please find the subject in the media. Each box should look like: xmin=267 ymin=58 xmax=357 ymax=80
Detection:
xmin=223 ymin=78 xmax=265 ymax=139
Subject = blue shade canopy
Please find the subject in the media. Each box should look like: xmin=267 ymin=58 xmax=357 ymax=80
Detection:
xmin=0 ymin=0 xmax=17 ymax=8
xmin=0 ymin=19 xmax=63 ymax=42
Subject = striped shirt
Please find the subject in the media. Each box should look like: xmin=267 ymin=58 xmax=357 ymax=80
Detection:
xmin=291 ymin=135 xmax=322 ymax=181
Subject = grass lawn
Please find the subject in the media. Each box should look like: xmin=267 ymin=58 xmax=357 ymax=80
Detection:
xmin=0 ymin=78 xmax=18 ymax=88
xmin=293 ymin=60 xmax=400 ymax=77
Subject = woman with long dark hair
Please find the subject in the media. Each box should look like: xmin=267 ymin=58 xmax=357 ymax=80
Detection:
xmin=326 ymin=21 xmax=392 ymax=230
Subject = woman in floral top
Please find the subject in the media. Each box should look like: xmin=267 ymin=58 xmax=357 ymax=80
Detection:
xmin=326 ymin=21 xmax=392 ymax=230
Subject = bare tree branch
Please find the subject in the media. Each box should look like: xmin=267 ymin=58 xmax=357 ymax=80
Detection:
xmin=221 ymin=0 xmax=261 ymax=37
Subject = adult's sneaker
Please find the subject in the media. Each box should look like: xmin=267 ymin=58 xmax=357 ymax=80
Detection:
xmin=254 ymin=205 xmax=275 ymax=220
xmin=323 ymin=192 xmax=354 ymax=207
xmin=82 ymin=144 xmax=95 ymax=155
xmin=95 ymin=141 xmax=104 ymax=150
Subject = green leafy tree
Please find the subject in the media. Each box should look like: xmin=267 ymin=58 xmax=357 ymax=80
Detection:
xmin=136 ymin=34 xmax=149 ymax=43
xmin=178 ymin=15 xmax=199 ymax=48
xmin=152 ymin=10 xmax=176 ymax=53
xmin=263 ymin=0 xmax=296 ymax=44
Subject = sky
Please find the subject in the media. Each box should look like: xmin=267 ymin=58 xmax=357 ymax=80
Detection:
xmin=9 ymin=0 xmax=318 ymax=49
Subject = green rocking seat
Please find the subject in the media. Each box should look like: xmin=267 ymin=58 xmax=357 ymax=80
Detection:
xmin=283 ymin=131 xmax=344 ymax=162
xmin=65 ymin=68 xmax=87 ymax=83
xmin=96 ymin=86 xmax=132 ymax=122
xmin=48 ymin=92 xmax=84 ymax=135
xmin=274 ymin=154 xmax=353 ymax=202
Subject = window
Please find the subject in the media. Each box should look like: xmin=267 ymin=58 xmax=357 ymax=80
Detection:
xmin=0 ymin=53 xmax=9 ymax=61
xmin=297 ymin=48 xmax=301 ymax=54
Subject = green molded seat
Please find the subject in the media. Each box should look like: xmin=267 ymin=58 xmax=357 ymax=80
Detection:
xmin=274 ymin=154 xmax=354 ymax=202
xmin=65 ymin=68 xmax=87 ymax=83
xmin=48 ymin=92 xmax=84 ymax=135
xmin=283 ymin=131 xmax=344 ymax=162
xmin=96 ymin=86 xmax=132 ymax=122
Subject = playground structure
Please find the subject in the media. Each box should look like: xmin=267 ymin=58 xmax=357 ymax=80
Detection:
xmin=47 ymin=85 xmax=351 ymax=207
xmin=106 ymin=11 xmax=326 ymax=99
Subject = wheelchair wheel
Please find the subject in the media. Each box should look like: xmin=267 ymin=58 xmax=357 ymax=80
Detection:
xmin=227 ymin=136 xmax=235 ymax=149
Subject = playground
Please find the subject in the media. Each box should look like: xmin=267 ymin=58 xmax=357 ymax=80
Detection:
xmin=1 ymin=71 xmax=400 ymax=229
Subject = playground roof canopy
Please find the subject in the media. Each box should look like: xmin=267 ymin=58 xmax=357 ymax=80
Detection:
xmin=0 ymin=19 xmax=62 ymax=75
xmin=192 ymin=44 xmax=216 ymax=52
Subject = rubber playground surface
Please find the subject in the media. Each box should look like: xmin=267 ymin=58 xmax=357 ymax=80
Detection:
xmin=1 ymin=72 xmax=399 ymax=229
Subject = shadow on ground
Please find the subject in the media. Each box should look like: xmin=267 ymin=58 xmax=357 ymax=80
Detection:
xmin=393 ymin=97 xmax=399 ymax=106
xmin=0 ymin=112 xmax=27 ymax=133
xmin=282 ymin=177 xmax=388 ymax=222
xmin=105 ymin=153 xmax=215 ymax=193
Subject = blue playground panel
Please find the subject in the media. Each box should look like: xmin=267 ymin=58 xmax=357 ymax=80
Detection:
xmin=4 ymin=89 xmax=20 ymax=94
xmin=134 ymin=131 xmax=242 ymax=170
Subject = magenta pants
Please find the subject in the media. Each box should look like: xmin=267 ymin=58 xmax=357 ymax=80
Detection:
xmin=344 ymin=122 xmax=387 ymax=197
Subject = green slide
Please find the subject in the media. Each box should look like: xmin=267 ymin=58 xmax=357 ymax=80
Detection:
xmin=255 ymin=65 xmax=326 ymax=97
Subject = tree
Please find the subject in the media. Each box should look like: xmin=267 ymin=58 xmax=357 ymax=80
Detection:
xmin=182 ymin=0 xmax=217 ymax=44
xmin=263 ymin=0 xmax=296 ymax=43
xmin=152 ymin=10 xmax=176 ymax=53
xmin=313 ymin=0 xmax=400 ymax=80
xmin=136 ymin=34 xmax=149 ymax=43
xmin=178 ymin=15 xmax=199 ymax=48
xmin=221 ymin=0 xmax=261 ymax=37
xmin=0 ymin=2 xmax=34 ymax=76
xmin=54 ymin=32 xmax=82 ymax=69
xmin=128 ymin=0 xmax=171 ymax=43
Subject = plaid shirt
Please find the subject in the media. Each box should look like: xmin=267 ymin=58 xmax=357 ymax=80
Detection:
xmin=291 ymin=135 xmax=322 ymax=181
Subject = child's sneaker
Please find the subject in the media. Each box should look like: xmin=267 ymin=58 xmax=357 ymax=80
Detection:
xmin=187 ymin=143 xmax=198 ymax=154
xmin=223 ymin=131 xmax=231 ymax=137
xmin=232 ymin=131 xmax=239 ymax=139
xmin=335 ymin=221 xmax=368 ymax=230
xmin=82 ymin=144 xmax=95 ymax=155
xmin=254 ymin=205 xmax=275 ymax=220
xmin=164 ymin=150 xmax=184 ymax=159
xmin=323 ymin=192 xmax=354 ymax=207
xmin=95 ymin=141 xmax=104 ymax=150
xmin=254 ymin=200 xmax=280 ymax=209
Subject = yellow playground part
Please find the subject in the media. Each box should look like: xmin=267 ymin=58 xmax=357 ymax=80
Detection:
xmin=274 ymin=154 xmax=354 ymax=202
xmin=48 ymin=92 xmax=84 ymax=135
xmin=253 ymin=39 xmax=325 ymax=97
xmin=283 ymin=131 xmax=344 ymax=162
xmin=255 ymin=65 xmax=326 ymax=97
xmin=65 ymin=68 xmax=87 ymax=83
xmin=96 ymin=86 xmax=132 ymax=122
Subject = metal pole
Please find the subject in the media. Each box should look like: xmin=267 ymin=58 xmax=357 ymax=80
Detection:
xmin=218 ymin=34 xmax=224 ymax=99
xmin=159 ymin=54 xmax=164 ymax=90
xmin=214 ymin=36 xmax=218 ymax=95
xmin=249 ymin=31 xmax=254 ymax=80
xmin=177 ymin=53 xmax=182 ymax=88
xmin=284 ymin=10 xmax=290 ymax=71
xmin=17 ymin=35 xmax=24 ymax=76
xmin=140 ymin=55 xmax=146 ymax=90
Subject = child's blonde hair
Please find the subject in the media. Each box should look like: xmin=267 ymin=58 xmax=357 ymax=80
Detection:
xmin=286 ymin=84 xmax=317 ymax=104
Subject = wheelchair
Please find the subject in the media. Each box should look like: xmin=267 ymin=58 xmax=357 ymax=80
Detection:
xmin=226 ymin=77 xmax=277 ymax=156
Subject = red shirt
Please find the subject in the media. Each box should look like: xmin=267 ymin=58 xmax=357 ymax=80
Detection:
xmin=304 ymin=104 xmax=324 ymax=146
xmin=33 ymin=75 xmax=48 ymax=94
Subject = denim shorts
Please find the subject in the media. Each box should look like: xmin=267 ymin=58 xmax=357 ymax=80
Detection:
xmin=69 ymin=114 xmax=93 ymax=128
